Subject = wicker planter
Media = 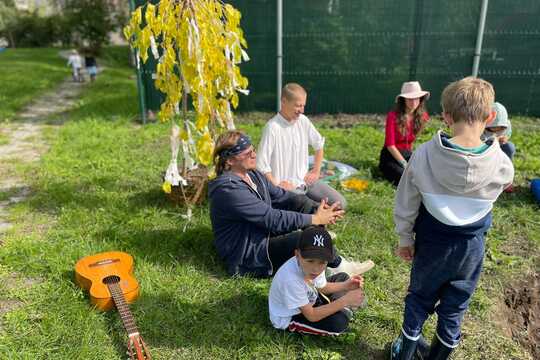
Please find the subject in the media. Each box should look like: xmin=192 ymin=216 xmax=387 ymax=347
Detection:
xmin=166 ymin=167 xmax=208 ymax=205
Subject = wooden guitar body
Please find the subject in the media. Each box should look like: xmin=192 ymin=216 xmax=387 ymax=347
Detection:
xmin=75 ymin=251 xmax=151 ymax=359
xmin=75 ymin=251 xmax=140 ymax=311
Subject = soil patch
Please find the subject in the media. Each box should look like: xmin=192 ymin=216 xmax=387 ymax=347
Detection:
xmin=501 ymin=272 xmax=540 ymax=359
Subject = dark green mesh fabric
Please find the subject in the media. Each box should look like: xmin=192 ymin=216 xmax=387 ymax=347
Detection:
xmin=228 ymin=0 xmax=540 ymax=116
xmin=133 ymin=0 xmax=540 ymax=116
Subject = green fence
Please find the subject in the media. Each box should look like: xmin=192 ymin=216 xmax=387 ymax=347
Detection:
xmin=228 ymin=0 xmax=540 ymax=116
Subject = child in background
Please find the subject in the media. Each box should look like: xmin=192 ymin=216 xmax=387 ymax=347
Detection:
xmin=482 ymin=102 xmax=515 ymax=192
xmin=379 ymin=81 xmax=430 ymax=186
xmin=67 ymin=50 xmax=82 ymax=82
xmin=268 ymin=226 xmax=366 ymax=336
xmin=84 ymin=53 xmax=98 ymax=82
xmin=390 ymin=77 xmax=514 ymax=360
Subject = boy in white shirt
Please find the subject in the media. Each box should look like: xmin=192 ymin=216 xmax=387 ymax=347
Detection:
xmin=257 ymin=83 xmax=347 ymax=209
xmin=268 ymin=226 xmax=366 ymax=335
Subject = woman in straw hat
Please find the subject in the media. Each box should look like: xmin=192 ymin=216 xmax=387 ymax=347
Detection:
xmin=378 ymin=81 xmax=430 ymax=186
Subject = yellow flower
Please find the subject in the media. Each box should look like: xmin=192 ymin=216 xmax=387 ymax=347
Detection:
xmin=162 ymin=181 xmax=172 ymax=194
xmin=341 ymin=178 xmax=369 ymax=192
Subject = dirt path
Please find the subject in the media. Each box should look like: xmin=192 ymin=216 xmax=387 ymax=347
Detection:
xmin=0 ymin=78 xmax=84 ymax=242
xmin=0 ymin=51 xmax=91 ymax=329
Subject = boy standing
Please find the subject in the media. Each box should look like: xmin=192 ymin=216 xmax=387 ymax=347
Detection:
xmin=268 ymin=226 xmax=366 ymax=336
xmin=390 ymin=77 xmax=514 ymax=360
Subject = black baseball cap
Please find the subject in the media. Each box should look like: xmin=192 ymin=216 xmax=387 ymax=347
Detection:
xmin=297 ymin=226 xmax=335 ymax=262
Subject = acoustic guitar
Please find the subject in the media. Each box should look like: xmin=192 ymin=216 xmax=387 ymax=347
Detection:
xmin=75 ymin=251 xmax=151 ymax=360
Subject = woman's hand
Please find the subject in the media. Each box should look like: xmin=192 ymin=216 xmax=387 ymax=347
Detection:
xmin=312 ymin=199 xmax=345 ymax=225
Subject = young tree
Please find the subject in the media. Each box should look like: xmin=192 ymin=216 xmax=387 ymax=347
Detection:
xmin=125 ymin=0 xmax=249 ymax=205
xmin=62 ymin=0 xmax=117 ymax=53
xmin=0 ymin=0 xmax=18 ymax=47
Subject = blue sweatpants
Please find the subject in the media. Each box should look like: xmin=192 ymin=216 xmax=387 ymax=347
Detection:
xmin=402 ymin=206 xmax=490 ymax=348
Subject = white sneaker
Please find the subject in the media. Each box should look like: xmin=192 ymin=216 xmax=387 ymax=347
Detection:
xmin=329 ymin=258 xmax=375 ymax=276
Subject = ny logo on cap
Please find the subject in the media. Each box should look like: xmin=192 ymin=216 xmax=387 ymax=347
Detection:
xmin=313 ymin=234 xmax=325 ymax=247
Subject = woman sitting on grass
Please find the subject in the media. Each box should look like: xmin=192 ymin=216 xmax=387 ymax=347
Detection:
xmin=379 ymin=81 xmax=430 ymax=186
xmin=207 ymin=130 xmax=374 ymax=278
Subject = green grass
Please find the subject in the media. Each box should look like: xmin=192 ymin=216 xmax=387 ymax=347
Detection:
xmin=0 ymin=130 xmax=8 ymax=145
xmin=0 ymin=48 xmax=68 ymax=121
xmin=0 ymin=53 xmax=539 ymax=359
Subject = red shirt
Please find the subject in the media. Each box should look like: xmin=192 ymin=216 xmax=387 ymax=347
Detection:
xmin=384 ymin=111 xmax=429 ymax=151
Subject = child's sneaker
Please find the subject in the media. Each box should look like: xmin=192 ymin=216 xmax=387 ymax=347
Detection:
xmin=343 ymin=259 xmax=375 ymax=275
xmin=328 ymin=258 xmax=375 ymax=276
xmin=328 ymin=258 xmax=375 ymax=277
xmin=390 ymin=334 xmax=403 ymax=360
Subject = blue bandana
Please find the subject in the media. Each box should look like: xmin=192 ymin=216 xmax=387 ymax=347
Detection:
xmin=219 ymin=134 xmax=252 ymax=158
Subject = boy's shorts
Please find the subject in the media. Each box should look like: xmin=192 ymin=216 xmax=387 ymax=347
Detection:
xmin=87 ymin=66 xmax=97 ymax=76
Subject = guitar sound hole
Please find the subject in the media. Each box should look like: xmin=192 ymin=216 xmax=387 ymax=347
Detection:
xmin=103 ymin=275 xmax=121 ymax=285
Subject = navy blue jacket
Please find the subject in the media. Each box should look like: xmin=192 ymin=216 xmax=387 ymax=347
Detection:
xmin=208 ymin=170 xmax=312 ymax=277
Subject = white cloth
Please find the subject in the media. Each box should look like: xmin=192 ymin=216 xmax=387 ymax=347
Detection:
xmin=67 ymin=54 xmax=82 ymax=69
xmin=164 ymin=123 xmax=187 ymax=186
xmin=268 ymin=257 xmax=327 ymax=329
xmin=257 ymin=113 xmax=325 ymax=188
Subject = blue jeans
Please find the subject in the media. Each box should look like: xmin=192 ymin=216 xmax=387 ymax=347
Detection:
xmin=401 ymin=233 xmax=485 ymax=348
xmin=500 ymin=141 xmax=515 ymax=160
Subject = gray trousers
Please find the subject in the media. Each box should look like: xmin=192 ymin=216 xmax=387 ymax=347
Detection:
xmin=294 ymin=180 xmax=347 ymax=209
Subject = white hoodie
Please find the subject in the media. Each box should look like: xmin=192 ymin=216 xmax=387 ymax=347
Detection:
xmin=394 ymin=131 xmax=514 ymax=247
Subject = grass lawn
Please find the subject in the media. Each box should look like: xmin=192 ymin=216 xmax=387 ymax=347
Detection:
xmin=0 ymin=49 xmax=539 ymax=359
xmin=0 ymin=48 xmax=68 ymax=121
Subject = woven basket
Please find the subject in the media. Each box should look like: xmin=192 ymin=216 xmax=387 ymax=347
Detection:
xmin=166 ymin=167 xmax=208 ymax=205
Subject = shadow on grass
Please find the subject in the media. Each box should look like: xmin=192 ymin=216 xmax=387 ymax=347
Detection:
xmin=127 ymin=187 xmax=171 ymax=209
xmin=126 ymin=187 xmax=209 ymax=210
xmin=99 ymin=226 xmax=228 ymax=278
xmin=129 ymin=289 xmax=386 ymax=359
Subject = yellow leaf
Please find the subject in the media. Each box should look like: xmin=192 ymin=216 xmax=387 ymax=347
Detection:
xmin=162 ymin=181 xmax=172 ymax=194
xmin=197 ymin=132 xmax=214 ymax=166
xmin=179 ymin=130 xmax=188 ymax=141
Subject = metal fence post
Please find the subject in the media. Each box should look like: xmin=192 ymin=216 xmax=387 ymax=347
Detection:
xmin=276 ymin=0 xmax=283 ymax=111
xmin=128 ymin=0 xmax=148 ymax=124
xmin=472 ymin=0 xmax=489 ymax=77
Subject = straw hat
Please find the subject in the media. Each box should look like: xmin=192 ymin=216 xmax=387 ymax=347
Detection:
xmin=395 ymin=81 xmax=430 ymax=102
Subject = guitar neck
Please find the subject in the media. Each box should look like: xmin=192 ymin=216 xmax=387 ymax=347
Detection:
xmin=106 ymin=282 xmax=140 ymax=336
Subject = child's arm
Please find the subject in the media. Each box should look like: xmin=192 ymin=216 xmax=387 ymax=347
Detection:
xmin=299 ymin=288 xmax=364 ymax=323
xmin=319 ymin=275 xmax=363 ymax=295
xmin=394 ymin=152 xmax=422 ymax=261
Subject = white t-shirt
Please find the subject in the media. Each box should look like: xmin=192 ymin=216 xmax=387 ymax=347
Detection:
xmin=257 ymin=113 xmax=325 ymax=188
xmin=268 ymin=256 xmax=327 ymax=329
xmin=67 ymin=54 xmax=82 ymax=68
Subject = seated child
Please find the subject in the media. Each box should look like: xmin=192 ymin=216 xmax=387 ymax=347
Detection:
xmin=268 ymin=226 xmax=366 ymax=336
xmin=390 ymin=77 xmax=514 ymax=360
xmin=482 ymin=102 xmax=514 ymax=159
xmin=482 ymin=102 xmax=515 ymax=192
